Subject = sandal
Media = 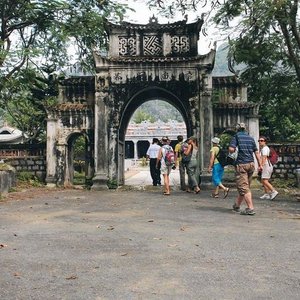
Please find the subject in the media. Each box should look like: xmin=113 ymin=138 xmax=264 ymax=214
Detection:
xmin=195 ymin=188 xmax=201 ymax=194
xmin=163 ymin=192 xmax=170 ymax=196
xmin=223 ymin=188 xmax=230 ymax=199
xmin=211 ymin=193 xmax=219 ymax=198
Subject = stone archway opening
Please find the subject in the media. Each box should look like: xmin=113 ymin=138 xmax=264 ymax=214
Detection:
xmin=66 ymin=133 xmax=90 ymax=187
xmin=123 ymin=97 xmax=188 ymax=186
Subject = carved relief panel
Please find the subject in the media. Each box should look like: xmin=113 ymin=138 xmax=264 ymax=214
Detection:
xmin=143 ymin=35 xmax=163 ymax=56
xmin=119 ymin=36 xmax=137 ymax=56
xmin=171 ymin=35 xmax=190 ymax=54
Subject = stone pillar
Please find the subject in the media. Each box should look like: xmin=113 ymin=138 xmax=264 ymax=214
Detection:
xmin=92 ymin=90 xmax=109 ymax=189
xmin=56 ymin=143 xmax=67 ymax=186
xmin=134 ymin=141 xmax=138 ymax=160
xmin=248 ymin=104 xmax=260 ymax=169
xmin=199 ymin=73 xmax=214 ymax=185
xmin=46 ymin=116 xmax=58 ymax=187
xmin=85 ymin=136 xmax=94 ymax=185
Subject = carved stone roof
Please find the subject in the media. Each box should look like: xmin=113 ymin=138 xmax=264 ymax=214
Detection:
xmin=105 ymin=18 xmax=203 ymax=33
xmin=213 ymin=76 xmax=242 ymax=86
xmin=102 ymin=17 xmax=205 ymax=60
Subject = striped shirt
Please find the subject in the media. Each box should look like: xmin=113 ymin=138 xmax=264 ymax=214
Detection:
xmin=229 ymin=132 xmax=257 ymax=164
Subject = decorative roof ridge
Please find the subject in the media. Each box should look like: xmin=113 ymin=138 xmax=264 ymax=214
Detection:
xmin=105 ymin=17 xmax=203 ymax=31
xmin=98 ymin=54 xmax=212 ymax=63
xmin=213 ymin=76 xmax=242 ymax=84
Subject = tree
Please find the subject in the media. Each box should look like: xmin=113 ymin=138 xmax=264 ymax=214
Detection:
xmin=148 ymin=0 xmax=300 ymax=141
xmin=1 ymin=67 xmax=58 ymax=141
xmin=214 ymin=0 xmax=300 ymax=141
xmin=0 ymin=0 xmax=130 ymax=141
xmin=132 ymin=109 xmax=155 ymax=123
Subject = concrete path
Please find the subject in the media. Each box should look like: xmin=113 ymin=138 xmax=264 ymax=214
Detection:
xmin=125 ymin=167 xmax=182 ymax=188
xmin=0 ymin=172 xmax=300 ymax=300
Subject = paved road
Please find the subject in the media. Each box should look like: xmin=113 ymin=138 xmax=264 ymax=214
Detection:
xmin=0 ymin=172 xmax=300 ymax=299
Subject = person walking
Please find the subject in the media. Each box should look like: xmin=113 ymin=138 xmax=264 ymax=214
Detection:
xmin=184 ymin=136 xmax=201 ymax=194
xmin=208 ymin=137 xmax=230 ymax=198
xmin=229 ymin=123 xmax=262 ymax=215
xmin=156 ymin=137 xmax=174 ymax=195
xmin=174 ymin=135 xmax=187 ymax=191
xmin=146 ymin=138 xmax=161 ymax=186
xmin=258 ymin=136 xmax=279 ymax=200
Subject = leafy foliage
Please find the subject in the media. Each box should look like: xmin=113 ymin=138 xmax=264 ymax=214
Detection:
xmin=214 ymin=0 xmax=300 ymax=141
xmin=0 ymin=0 xmax=129 ymax=140
xmin=148 ymin=0 xmax=300 ymax=141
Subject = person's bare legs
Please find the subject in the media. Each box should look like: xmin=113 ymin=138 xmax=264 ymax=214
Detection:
xmin=243 ymin=191 xmax=254 ymax=209
xmin=213 ymin=186 xmax=220 ymax=195
xmin=235 ymin=192 xmax=253 ymax=208
xmin=262 ymin=179 xmax=274 ymax=193
xmin=236 ymin=194 xmax=244 ymax=207
xmin=163 ymin=174 xmax=170 ymax=194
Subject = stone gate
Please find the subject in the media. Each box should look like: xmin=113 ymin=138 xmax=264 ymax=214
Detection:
xmin=45 ymin=17 xmax=259 ymax=188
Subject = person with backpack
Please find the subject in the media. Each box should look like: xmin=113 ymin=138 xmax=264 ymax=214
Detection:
xmin=174 ymin=135 xmax=187 ymax=191
xmin=208 ymin=137 xmax=230 ymax=198
xmin=258 ymin=136 xmax=279 ymax=200
xmin=156 ymin=137 xmax=175 ymax=195
xmin=184 ymin=136 xmax=201 ymax=194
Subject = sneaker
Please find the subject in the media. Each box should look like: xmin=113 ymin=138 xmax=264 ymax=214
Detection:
xmin=270 ymin=190 xmax=278 ymax=200
xmin=240 ymin=208 xmax=256 ymax=216
xmin=260 ymin=193 xmax=271 ymax=200
xmin=232 ymin=203 xmax=240 ymax=212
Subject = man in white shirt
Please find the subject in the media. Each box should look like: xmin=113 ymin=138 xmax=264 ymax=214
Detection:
xmin=146 ymin=138 xmax=161 ymax=186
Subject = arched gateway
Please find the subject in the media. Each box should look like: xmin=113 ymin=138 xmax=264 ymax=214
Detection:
xmin=46 ymin=17 xmax=259 ymax=188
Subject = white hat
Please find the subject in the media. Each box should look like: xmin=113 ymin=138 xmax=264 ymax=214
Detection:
xmin=236 ymin=122 xmax=246 ymax=130
xmin=211 ymin=137 xmax=220 ymax=144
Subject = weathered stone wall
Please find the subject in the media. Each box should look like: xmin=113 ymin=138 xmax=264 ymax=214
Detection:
xmin=3 ymin=157 xmax=46 ymax=181
xmin=270 ymin=143 xmax=300 ymax=179
xmin=0 ymin=144 xmax=46 ymax=182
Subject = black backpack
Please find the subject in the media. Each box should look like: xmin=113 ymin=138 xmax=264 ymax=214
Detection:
xmin=216 ymin=146 xmax=236 ymax=167
xmin=216 ymin=147 xmax=229 ymax=167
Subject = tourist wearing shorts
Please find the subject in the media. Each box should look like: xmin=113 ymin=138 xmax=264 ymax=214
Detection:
xmin=258 ymin=136 xmax=278 ymax=200
xmin=229 ymin=123 xmax=262 ymax=215
xmin=156 ymin=137 xmax=174 ymax=195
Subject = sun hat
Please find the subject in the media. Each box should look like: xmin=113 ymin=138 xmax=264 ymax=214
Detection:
xmin=211 ymin=137 xmax=220 ymax=144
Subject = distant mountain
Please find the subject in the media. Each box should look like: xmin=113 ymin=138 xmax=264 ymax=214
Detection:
xmin=132 ymin=100 xmax=184 ymax=123
xmin=213 ymin=43 xmax=245 ymax=76
xmin=212 ymin=43 xmax=233 ymax=76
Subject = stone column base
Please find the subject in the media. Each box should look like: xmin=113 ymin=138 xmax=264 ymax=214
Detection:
xmin=91 ymin=173 xmax=108 ymax=190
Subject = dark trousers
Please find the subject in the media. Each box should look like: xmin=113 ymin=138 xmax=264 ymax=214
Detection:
xmin=178 ymin=161 xmax=187 ymax=190
xmin=150 ymin=158 xmax=161 ymax=185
